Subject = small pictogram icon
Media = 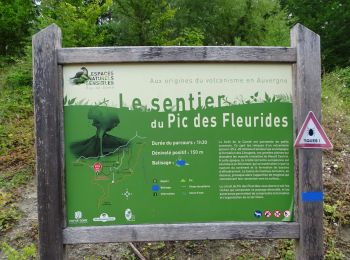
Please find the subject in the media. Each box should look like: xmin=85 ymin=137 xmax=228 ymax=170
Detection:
xmin=254 ymin=210 xmax=262 ymax=218
xmin=264 ymin=210 xmax=272 ymax=218
xmin=284 ymin=210 xmax=291 ymax=218
xmin=93 ymin=162 xmax=103 ymax=173
xmin=274 ymin=210 xmax=281 ymax=218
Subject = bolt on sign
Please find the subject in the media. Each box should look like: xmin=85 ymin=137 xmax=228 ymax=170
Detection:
xmin=33 ymin=24 xmax=325 ymax=259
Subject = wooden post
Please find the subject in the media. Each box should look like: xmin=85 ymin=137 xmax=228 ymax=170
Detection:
xmin=291 ymin=24 xmax=323 ymax=259
xmin=32 ymin=24 xmax=66 ymax=259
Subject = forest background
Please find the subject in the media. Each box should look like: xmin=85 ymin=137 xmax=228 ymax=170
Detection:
xmin=0 ymin=0 xmax=349 ymax=259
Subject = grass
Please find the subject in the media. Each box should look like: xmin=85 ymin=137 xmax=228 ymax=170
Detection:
xmin=0 ymin=59 xmax=35 ymax=235
xmin=0 ymin=241 xmax=36 ymax=260
xmin=322 ymin=67 xmax=350 ymax=259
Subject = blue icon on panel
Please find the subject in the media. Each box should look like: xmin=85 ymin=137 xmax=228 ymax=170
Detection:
xmin=176 ymin=159 xmax=186 ymax=167
xmin=254 ymin=210 xmax=262 ymax=218
xmin=152 ymin=184 xmax=160 ymax=192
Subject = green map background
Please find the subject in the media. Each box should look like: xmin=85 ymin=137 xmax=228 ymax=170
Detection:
xmin=65 ymin=102 xmax=294 ymax=226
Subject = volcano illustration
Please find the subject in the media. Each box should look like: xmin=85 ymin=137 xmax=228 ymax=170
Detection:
xmin=70 ymin=106 xmax=128 ymax=158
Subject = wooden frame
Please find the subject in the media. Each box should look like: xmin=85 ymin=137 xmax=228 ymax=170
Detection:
xmin=57 ymin=46 xmax=296 ymax=64
xmin=33 ymin=23 xmax=323 ymax=259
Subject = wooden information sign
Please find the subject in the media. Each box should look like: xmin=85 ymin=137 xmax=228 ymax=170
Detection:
xmin=33 ymin=23 xmax=323 ymax=259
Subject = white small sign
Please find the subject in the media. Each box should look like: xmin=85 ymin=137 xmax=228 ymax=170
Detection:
xmin=294 ymin=111 xmax=333 ymax=149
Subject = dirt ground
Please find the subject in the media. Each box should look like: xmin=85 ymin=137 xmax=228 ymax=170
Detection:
xmin=2 ymin=178 xmax=285 ymax=259
xmin=3 ymin=172 xmax=349 ymax=259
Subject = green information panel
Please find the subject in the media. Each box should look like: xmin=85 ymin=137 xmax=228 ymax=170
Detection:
xmin=64 ymin=63 xmax=294 ymax=226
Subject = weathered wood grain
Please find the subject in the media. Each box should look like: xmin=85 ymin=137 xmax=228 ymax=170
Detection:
xmin=291 ymin=23 xmax=323 ymax=260
xmin=57 ymin=46 xmax=296 ymax=64
xmin=58 ymin=64 xmax=67 ymax=231
xmin=63 ymin=222 xmax=300 ymax=244
xmin=32 ymin=24 xmax=66 ymax=259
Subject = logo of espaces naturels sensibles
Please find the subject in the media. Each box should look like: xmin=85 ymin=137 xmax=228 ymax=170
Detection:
xmin=70 ymin=67 xmax=115 ymax=86
xmin=68 ymin=211 xmax=88 ymax=225
xmin=93 ymin=213 xmax=116 ymax=223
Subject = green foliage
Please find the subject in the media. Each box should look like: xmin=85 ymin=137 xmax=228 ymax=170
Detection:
xmin=239 ymin=92 xmax=290 ymax=104
xmin=263 ymin=93 xmax=281 ymax=103
xmin=0 ymin=169 xmax=33 ymax=190
xmin=322 ymin=66 xmax=350 ymax=258
xmin=322 ymin=67 xmax=350 ymax=117
xmin=259 ymin=7 xmax=292 ymax=47
xmin=167 ymin=27 xmax=204 ymax=46
xmin=337 ymin=68 xmax=350 ymax=88
xmin=121 ymin=251 xmax=137 ymax=260
xmin=324 ymin=222 xmax=347 ymax=260
xmin=0 ymin=242 xmax=36 ymax=260
xmin=325 ymin=245 xmax=346 ymax=260
xmin=0 ymin=205 xmax=21 ymax=232
xmin=65 ymin=97 xmax=76 ymax=106
xmin=278 ymin=240 xmax=295 ymax=259
xmin=281 ymin=0 xmax=350 ymax=70
xmin=139 ymin=241 xmax=177 ymax=259
xmin=38 ymin=0 xmax=113 ymax=47
xmin=0 ymin=0 xmax=36 ymax=55
xmin=64 ymin=96 xmax=93 ymax=106
xmin=173 ymin=0 xmax=290 ymax=46
xmin=0 ymin=86 xmax=33 ymax=157
xmin=324 ymin=202 xmax=342 ymax=223
xmin=0 ymin=68 xmax=34 ymax=232
xmin=4 ymin=50 xmax=32 ymax=88
xmin=236 ymin=256 xmax=264 ymax=260
xmin=249 ymin=92 xmax=260 ymax=103
xmin=0 ymin=0 xmax=290 ymax=51
xmin=103 ymin=0 xmax=289 ymax=47
xmin=0 ymin=169 xmax=33 ymax=234
xmin=103 ymin=0 xmax=177 ymax=46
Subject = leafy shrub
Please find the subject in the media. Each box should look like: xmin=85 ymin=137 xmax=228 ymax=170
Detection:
xmin=0 ymin=242 xmax=36 ymax=260
xmin=0 ymin=206 xmax=21 ymax=232
xmin=4 ymin=54 xmax=32 ymax=88
xmin=323 ymin=67 xmax=350 ymax=105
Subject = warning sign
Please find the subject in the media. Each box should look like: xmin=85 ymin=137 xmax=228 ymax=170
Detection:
xmin=294 ymin=111 xmax=333 ymax=149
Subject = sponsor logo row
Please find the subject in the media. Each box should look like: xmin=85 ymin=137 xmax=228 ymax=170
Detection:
xmin=68 ymin=209 xmax=135 ymax=225
xmin=254 ymin=210 xmax=291 ymax=219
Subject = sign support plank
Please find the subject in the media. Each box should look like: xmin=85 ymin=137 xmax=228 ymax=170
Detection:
xmin=57 ymin=46 xmax=297 ymax=64
xmin=291 ymin=23 xmax=323 ymax=259
xmin=32 ymin=24 xmax=66 ymax=259
xmin=63 ymin=222 xmax=300 ymax=244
